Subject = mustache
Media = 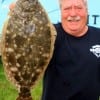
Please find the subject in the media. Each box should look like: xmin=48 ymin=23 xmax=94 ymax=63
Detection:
xmin=67 ymin=16 xmax=80 ymax=21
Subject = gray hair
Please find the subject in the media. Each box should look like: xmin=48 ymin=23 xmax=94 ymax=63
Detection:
xmin=59 ymin=0 xmax=88 ymax=9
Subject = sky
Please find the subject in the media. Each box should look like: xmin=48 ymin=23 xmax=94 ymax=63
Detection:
xmin=0 ymin=0 xmax=100 ymax=36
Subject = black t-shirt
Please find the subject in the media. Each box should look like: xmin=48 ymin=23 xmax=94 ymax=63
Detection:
xmin=41 ymin=23 xmax=100 ymax=100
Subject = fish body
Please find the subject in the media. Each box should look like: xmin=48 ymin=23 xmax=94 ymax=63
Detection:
xmin=1 ymin=0 xmax=56 ymax=99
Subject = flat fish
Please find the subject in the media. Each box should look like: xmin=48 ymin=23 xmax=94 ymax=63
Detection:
xmin=1 ymin=0 xmax=56 ymax=99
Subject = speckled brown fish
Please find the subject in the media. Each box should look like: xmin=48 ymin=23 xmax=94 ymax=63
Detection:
xmin=1 ymin=0 xmax=56 ymax=100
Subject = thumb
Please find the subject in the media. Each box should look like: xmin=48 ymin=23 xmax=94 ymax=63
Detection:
xmin=9 ymin=3 xmax=15 ymax=11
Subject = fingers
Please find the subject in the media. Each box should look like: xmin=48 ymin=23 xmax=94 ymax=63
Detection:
xmin=9 ymin=3 xmax=15 ymax=11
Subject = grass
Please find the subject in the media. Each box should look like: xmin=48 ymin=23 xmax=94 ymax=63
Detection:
xmin=0 ymin=61 xmax=42 ymax=100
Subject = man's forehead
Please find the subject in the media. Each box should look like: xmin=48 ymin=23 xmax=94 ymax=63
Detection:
xmin=61 ymin=0 xmax=85 ymax=6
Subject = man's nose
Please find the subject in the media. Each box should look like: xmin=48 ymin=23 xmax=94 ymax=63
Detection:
xmin=70 ymin=8 xmax=77 ymax=16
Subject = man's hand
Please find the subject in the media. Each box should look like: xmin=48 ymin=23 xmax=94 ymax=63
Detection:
xmin=9 ymin=3 xmax=15 ymax=11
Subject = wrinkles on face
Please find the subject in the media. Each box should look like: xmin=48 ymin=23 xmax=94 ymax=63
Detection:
xmin=60 ymin=0 xmax=88 ymax=36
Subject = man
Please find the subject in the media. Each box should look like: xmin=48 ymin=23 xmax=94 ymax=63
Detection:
xmin=9 ymin=0 xmax=100 ymax=100
xmin=41 ymin=0 xmax=100 ymax=100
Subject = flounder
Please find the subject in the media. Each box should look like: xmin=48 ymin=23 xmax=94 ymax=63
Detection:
xmin=1 ymin=0 xmax=56 ymax=100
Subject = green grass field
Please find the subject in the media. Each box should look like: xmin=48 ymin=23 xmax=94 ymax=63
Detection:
xmin=0 ymin=62 xmax=42 ymax=100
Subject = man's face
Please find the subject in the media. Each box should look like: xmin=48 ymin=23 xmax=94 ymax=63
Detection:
xmin=60 ymin=0 xmax=88 ymax=35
